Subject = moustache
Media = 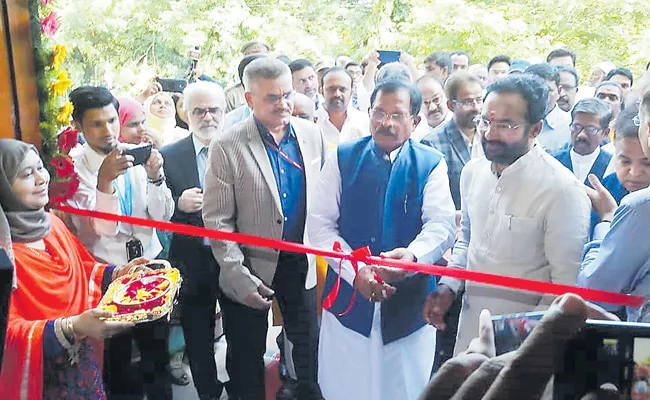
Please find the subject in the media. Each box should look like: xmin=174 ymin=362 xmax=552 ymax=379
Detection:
xmin=375 ymin=127 xmax=396 ymax=137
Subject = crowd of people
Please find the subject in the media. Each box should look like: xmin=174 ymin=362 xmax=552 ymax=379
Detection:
xmin=1 ymin=38 xmax=650 ymax=400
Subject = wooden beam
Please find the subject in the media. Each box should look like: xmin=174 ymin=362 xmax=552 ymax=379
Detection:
xmin=0 ymin=0 xmax=16 ymax=139
xmin=5 ymin=0 xmax=40 ymax=147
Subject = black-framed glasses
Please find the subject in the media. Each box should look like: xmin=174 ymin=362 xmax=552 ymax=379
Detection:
xmin=473 ymin=117 xmax=521 ymax=133
xmin=192 ymin=107 xmax=222 ymax=119
xmin=264 ymin=91 xmax=295 ymax=105
xmin=453 ymin=97 xmax=483 ymax=108
xmin=370 ymin=108 xmax=412 ymax=124
xmin=569 ymin=123 xmax=603 ymax=136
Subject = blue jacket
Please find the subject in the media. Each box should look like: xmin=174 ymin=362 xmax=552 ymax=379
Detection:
xmin=553 ymin=146 xmax=612 ymax=186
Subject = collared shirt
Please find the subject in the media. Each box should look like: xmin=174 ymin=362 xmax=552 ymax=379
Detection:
xmin=315 ymin=106 xmax=370 ymax=151
xmin=602 ymin=142 xmax=617 ymax=177
xmin=192 ymin=133 xmax=209 ymax=189
xmin=307 ymin=140 xmax=456 ymax=286
xmin=577 ymin=188 xmax=650 ymax=321
xmin=537 ymin=105 xmax=572 ymax=152
xmin=67 ymin=143 xmax=175 ymax=265
xmin=442 ymin=144 xmax=591 ymax=297
xmin=224 ymin=104 xmax=252 ymax=132
xmin=256 ymin=119 xmax=307 ymax=243
xmin=570 ymin=146 xmax=601 ymax=183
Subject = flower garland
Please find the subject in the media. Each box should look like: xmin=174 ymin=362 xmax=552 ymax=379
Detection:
xmin=30 ymin=0 xmax=80 ymax=205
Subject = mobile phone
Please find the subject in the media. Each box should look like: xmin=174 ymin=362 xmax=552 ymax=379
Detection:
xmin=126 ymin=238 xmax=143 ymax=262
xmin=492 ymin=311 xmax=650 ymax=398
xmin=156 ymin=78 xmax=188 ymax=93
xmin=377 ymin=50 xmax=401 ymax=65
xmin=124 ymin=144 xmax=152 ymax=167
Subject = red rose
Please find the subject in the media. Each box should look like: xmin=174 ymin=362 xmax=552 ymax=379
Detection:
xmin=48 ymin=175 xmax=80 ymax=205
xmin=40 ymin=12 xmax=60 ymax=38
xmin=50 ymin=154 xmax=76 ymax=178
xmin=57 ymin=127 xmax=78 ymax=154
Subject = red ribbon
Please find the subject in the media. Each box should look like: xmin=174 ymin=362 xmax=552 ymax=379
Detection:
xmin=54 ymin=205 xmax=646 ymax=308
xmin=321 ymin=242 xmax=371 ymax=316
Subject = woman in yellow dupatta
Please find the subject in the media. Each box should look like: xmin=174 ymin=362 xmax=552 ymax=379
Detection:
xmin=0 ymin=139 xmax=148 ymax=399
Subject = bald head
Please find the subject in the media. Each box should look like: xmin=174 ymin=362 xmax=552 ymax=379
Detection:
xmin=182 ymin=81 xmax=226 ymax=142
xmin=292 ymin=92 xmax=316 ymax=122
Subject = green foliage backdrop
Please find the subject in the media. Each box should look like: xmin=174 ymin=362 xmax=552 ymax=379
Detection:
xmin=55 ymin=0 xmax=650 ymax=93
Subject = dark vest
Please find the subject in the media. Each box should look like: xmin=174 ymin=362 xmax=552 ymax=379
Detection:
xmin=323 ymin=137 xmax=442 ymax=344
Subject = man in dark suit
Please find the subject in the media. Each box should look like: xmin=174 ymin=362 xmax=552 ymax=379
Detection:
xmin=421 ymin=72 xmax=483 ymax=210
xmin=160 ymin=81 xmax=227 ymax=400
xmin=553 ymin=98 xmax=613 ymax=186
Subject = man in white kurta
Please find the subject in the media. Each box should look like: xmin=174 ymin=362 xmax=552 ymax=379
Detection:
xmin=308 ymin=79 xmax=456 ymax=400
xmin=424 ymin=74 xmax=591 ymax=355
xmin=315 ymin=67 xmax=370 ymax=151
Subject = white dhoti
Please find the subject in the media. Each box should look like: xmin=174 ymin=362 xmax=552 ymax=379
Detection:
xmin=318 ymin=304 xmax=436 ymax=400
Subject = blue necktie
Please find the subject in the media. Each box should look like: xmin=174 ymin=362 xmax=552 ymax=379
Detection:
xmin=198 ymin=147 xmax=208 ymax=189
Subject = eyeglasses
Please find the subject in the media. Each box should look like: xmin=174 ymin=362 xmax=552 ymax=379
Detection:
xmin=370 ymin=108 xmax=412 ymax=124
xmin=473 ymin=117 xmax=522 ymax=133
xmin=264 ymin=91 xmax=295 ymax=105
xmin=560 ymin=84 xmax=577 ymax=92
xmin=192 ymin=107 xmax=222 ymax=119
xmin=569 ymin=123 xmax=603 ymax=136
xmin=633 ymin=115 xmax=641 ymax=127
xmin=453 ymin=97 xmax=483 ymax=108
xmin=596 ymin=93 xmax=620 ymax=102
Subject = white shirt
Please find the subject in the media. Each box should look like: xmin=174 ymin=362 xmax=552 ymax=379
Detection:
xmin=537 ymin=105 xmax=572 ymax=152
xmin=570 ymin=146 xmax=601 ymax=183
xmin=354 ymin=83 xmax=371 ymax=114
xmin=602 ymin=142 xmax=617 ymax=177
xmin=315 ymin=106 xmax=371 ymax=151
xmin=442 ymin=144 xmax=591 ymax=353
xmin=68 ymin=143 xmax=175 ymax=266
xmin=411 ymin=112 xmax=453 ymax=143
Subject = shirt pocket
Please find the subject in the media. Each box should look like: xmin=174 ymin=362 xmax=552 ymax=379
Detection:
xmin=493 ymin=215 xmax=543 ymax=264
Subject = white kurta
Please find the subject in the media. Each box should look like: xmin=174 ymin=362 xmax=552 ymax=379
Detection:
xmin=441 ymin=145 xmax=591 ymax=354
xmin=307 ymin=143 xmax=456 ymax=400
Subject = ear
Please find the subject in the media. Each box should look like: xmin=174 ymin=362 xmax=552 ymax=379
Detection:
xmin=528 ymin=120 xmax=543 ymax=139
xmin=412 ymin=115 xmax=421 ymax=129
xmin=446 ymin=99 xmax=455 ymax=112
xmin=244 ymin=92 xmax=254 ymax=109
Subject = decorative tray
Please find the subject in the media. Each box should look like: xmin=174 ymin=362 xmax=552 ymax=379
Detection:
xmin=99 ymin=260 xmax=182 ymax=323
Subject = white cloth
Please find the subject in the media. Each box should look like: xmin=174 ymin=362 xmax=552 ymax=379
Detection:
xmin=411 ymin=112 xmax=453 ymax=143
xmin=354 ymin=83 xmax=371 ymax=114
xmin=441 ymin=145 xmax=591 ymax=354
xmin=308 ymin=144 xmax=456 ymax=400
xmin=570 ymin=147 xmax=601 ymax=183
xmin=68 ymin=143 xmax=175 ymax=265
xmin=315 ymin=106 xmax=370 ymax=151
xmin=602 ymin=142 xmax=617 ymax=177
xmin=537 ymin=105 xmax=572 ymax=152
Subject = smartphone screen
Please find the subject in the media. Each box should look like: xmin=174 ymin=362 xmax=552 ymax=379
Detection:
xmin=157 ymin=78 xmax=188 ymax=93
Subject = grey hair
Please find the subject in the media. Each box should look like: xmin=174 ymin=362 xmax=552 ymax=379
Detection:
xmin=571 ymin=98 xmax=613 ymax=130
xmin=242 ymin=58 xmax=291 ymax=91
xmin=182 ymin=80 xmax=225 ymax=112
xmin=376 ymin=62 xmax=411 ymax=84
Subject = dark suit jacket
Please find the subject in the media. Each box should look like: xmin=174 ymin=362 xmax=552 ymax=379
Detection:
xmin=161 ymin=135 xmax=219 ymax=297
xmin=421 ymin=119 xmax=470 ymax=210
xmin=553 ymin=146 xmax=612 ymax=186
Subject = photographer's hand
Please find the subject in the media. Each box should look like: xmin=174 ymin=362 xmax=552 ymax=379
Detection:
xmin=419 ymin=293 xmax=619 ymax=400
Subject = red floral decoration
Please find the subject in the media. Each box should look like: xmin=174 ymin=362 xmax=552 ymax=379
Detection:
xmin=50 ymin=154 xmax=75 ymax=178
xmin=40 ymin=0 xmax=52 ymax=5
xmin=57 ymin=127 xmax=79 ymax=154
xmin=40 ymin=11 xmax=60 ymax=38
xmin=48 ymin=174 xmax=80 ymax=206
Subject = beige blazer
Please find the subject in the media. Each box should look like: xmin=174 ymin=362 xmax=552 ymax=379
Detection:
xmin=203 ymin=115 xmax=326 ymax=304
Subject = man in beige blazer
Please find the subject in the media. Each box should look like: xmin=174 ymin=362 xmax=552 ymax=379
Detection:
xmin=203 ymin=58 xmax=325 ymax=400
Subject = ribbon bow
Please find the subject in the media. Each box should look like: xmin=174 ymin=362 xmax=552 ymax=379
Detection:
xmin=322 ymin=242 xmax=373 ymax=316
